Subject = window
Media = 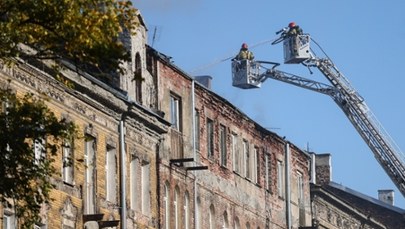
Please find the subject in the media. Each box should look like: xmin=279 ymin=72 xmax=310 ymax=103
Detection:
xmin=234 ymin=217 xmax=240 ymax=229
xmin=85 ymin=135 xmax=96 ymax=214
xmin=146 ymin=49 xmax=154 ymax=74
xmin=3 ymin=212 xmax=15 ymax=229
xmin=246 ymin=222 xmax=251 ymax=229
xmin=253 ymin=147 xmax=259 ymax=184
xmin=184 ymin=192 xmax=190 ymax=229
xmin=243 ymin=140 xmax=250 ymax=179
xmin=106 ymin=145 xmax=116 ymax=203
xmin=298 ymin=171 xmax=306 ymax=226
xmin=130 ymin=156 xmax=140 ymax=210
xmin=265 ymin=153 xmax=271 ymax=190
xmin=135 ymin=53 xmax=142 ymax=104
xmin=220 ymin=125 xmax=227 ymax=166
xmin=195 ymin=109 xmax=200 ymax=151
xmin=34 ymin=138 xmax=45 ymax=165
xmin=164 ymin=183 xmax=170 ymax=229
xmin=297 ymin=172 xmax=304 ymax=205
xmin=170 ymin=94 xmax=182 ymax=131
xmin=222 ymin=211 xmax=229 ymax=229
xmin=207 ymin=119 xmax=214 ymax=157
xmin=141 ymin=162 xmax=150 ymax=215
xmin=277 ymin=160 xmax=284 ymax=198
xmin=171 ymin=94 xmax=183 ymax=159
xmin=232 ymin=134 xmax=239 ymax=173
xmin=196 ymin=197 xmax=202 ymax=229
xmin=209 ymin=205 xmax=215 ymax=229
xmin=62 ymin=139 xmax=74 ymax=184
xmin=174 ymin=187 xmax=180 ymax=229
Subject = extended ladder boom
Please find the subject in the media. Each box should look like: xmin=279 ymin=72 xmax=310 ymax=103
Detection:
xmin=310 ymin=58 xmax=405 ymax=195
xmin=263 ymin=62 xmax=405 ymax=196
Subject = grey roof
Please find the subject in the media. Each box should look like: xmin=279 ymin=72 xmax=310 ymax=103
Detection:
xmin=328 ymin=181 xmax=405 ymax=214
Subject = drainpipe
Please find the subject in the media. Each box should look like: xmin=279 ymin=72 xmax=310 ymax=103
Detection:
xmin=119 ymin=119 xmax=127 ymax=229
xmin=156 ymin=140 xmax=162 ymax=229
xmin=310 ymin=153 xmax=316 ymax=184
xmin=191 ymin=80 xmax=199 ymax=229
xmin=285 ymin=142 xmax=291 ymax=229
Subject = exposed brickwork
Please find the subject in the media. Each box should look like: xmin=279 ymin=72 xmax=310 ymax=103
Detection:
xmin=155 ymin=50 xmax=313 ymax=228
xmin=314 ymin=154 xmax=331 ymax=185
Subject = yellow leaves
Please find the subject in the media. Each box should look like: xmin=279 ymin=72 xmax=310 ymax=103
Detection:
xmin=1 ymin=0 xmax=139 ymax=73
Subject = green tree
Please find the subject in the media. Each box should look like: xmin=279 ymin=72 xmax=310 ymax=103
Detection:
xmin=0 ymin=88 xmax=77 ymax=228
xmin=0 ymin=0 xmax=138 ymax=74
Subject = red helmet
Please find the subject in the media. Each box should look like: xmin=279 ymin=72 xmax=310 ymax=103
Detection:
xmin=288 ymin=22 xmax=296 ymax=28
xmin=241 ymin=43 xmax=248 ymax=49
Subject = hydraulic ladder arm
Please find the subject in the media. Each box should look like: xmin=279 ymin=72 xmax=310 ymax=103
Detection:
xmin=262 ymin=63 xmax=405 ymax=196
xmin=305 ymin=57 xmax=405 ymax=196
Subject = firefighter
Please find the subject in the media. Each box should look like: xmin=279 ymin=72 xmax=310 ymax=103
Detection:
xmin=234 ymin=43 xmax=254 ymax=61
xmin=286 ymin=22 xmax=303 ymax=37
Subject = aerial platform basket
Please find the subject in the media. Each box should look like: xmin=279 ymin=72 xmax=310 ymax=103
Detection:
xmin=232 ymin=60 xmax=280 ymax=89
xmin=283 ymin=35 xmax=311 ymax=64
xmin=231 ymin=60 xmax=262 ymax=89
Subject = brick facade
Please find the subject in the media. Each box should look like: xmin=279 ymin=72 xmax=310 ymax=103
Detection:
xmin=153 ymin=48 xmax=313 ymax=228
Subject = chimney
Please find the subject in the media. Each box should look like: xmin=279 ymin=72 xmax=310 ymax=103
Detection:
xmin=378 ymin=189 xmax=394 ymax=205
xmin=311 ymin=153 xmax=332 ymax=185
xmin=194 ymin=75 xmax=212 ymax=89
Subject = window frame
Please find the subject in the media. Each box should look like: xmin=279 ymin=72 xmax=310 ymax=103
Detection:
xmin=130 ymin=156 xmax=139 ymax=210
xmin=62 ymin=139 xmax=74 ymax=184
xmin=297 ymin=171 xmax=304 ymax=205
xmin=106 ymin=145 xmax=117 ymax=203
xmin=170 ymin=94 xmax=182 ymax=132
xmin=183 ymin=192 xmax=190 ymax=229
xmin=84 ymin=135 xmax=96 ymax=214
xmin=194 ymin=109 xmax=200 ymax=151
xmin=265 ymin=153 xmax=271 ymax=191
xmin=277 ymin=160 xmax=284 ymax=198
xmin=164 ymin=183 xmax=170 ymax=229
xmin=220 ymin=124 xmax=227 ymax=167
xmin=207 ymin=118 xmax=214 ymax=158
xmin=243 ymin=140 xmax=250 ymax=179
xmin=231 ymin=133 xmax=239 ymax=173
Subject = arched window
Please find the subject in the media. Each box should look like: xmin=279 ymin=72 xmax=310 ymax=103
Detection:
xmin=184 ymin=192 xmax=190 ymax=229
xmin=246 ymin=222 xmax=250 ymax=229
xmin=209 ymin=205 xmax=215 ymax=229
xmin=196 ymin=197 xmax=202 ymax=229
xmin=234 ymin=217 xmax=240 ymax=229
xmin=222 ymin=211 xmax=229 ymax=229
xmin=174 ymin=186 xmax=180 ymax=229
xmin=164 ymin=183 xmax=170 ymax=229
